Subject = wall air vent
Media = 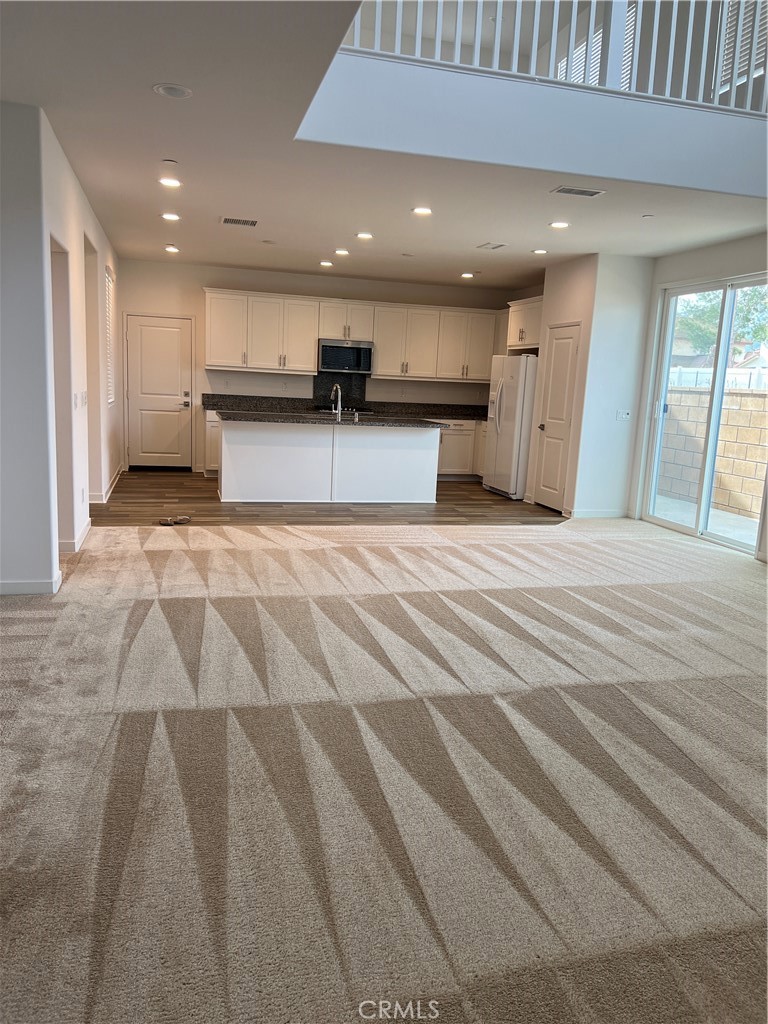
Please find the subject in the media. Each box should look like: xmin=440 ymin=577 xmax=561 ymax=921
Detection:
xmin=220 ymin=217 xmax=259 ymax=227
xmin=476 ymin=242 xmax=508 ymax=250
xmin=550 ymin=186 xmax=606 ymax=198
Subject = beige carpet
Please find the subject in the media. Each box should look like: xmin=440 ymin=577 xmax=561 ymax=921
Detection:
xmin=1 ymin=519 xmax=766 ymax=1024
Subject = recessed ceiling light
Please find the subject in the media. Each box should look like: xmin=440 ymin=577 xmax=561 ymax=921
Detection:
xmin=532 ymin=249 xmax=548 ymax=255
xmin=161 ymin=212 xmax=180 ymax=221
xmin=549 ymin=221 xmax=570 ymax=229
xmin=158 ymin=159 xmax=181 ymax=188
xmin=335 ymin=248 xmax=349 ymax=256
xmin=164 ymin=244 xmax=180 ymax=253
xmin=356 ymin=232 xmax=373 ymax=240
xmin=153 ymin=83 xmax=193 ymax=100
xmin=412 ymin=207 xmax=432 ymax=215
xmin=461 ymin=273 xmax=474 ymax=279
xmin=320 ymin=260 xmax=333 ymax=267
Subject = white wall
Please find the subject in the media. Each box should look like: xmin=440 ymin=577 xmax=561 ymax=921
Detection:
xmin=629 ymin=232 xmax=768 ymax=517
xmin=0 ymin=102 xmax=118 ymax=593
xmin=571 ymin=256 xmax=654 ymax=516
xmin=300 ymin=53 xmax=767 ymax=198
xmin=0 ymin=103 xmax=59 ymax=592
xmin=118 ymin=260 xmax=507 ymax=471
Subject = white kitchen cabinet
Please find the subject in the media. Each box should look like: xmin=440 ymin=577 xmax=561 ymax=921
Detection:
xmin=436 ymin=311 xmax=494 ymax=381
xmin=507 ymin=298 xmax=543 ymax=349
xmin=372 ymin=307 xmax=439 ymax=378
xmin=204 ymin=412 xmax=220 ymax=476
xmin=246 ymin=296 xmax=283 ymax=370
xmin=473 ymin=420 xmax=488 ymax=476
xmin=436 ymin=420 xmax=477 ymax=475
xmin=282 ymin=299 xmax=320 ymax=371
xmin=246 ymin=296 xmax=318 ymax=372
xmin=319 ymin=301 xmax=374 ymax=341
xmin=206 ymin=291 xmax=248 ymax=367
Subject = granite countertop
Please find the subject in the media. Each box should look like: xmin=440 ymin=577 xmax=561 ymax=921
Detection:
xmin=216 ymin=409 xmax=444 ymax=429
xmin=202 ymin=393 xmax=488 ymax=420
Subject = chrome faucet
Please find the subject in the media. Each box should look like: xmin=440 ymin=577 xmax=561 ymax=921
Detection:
xmin=331 ymin=383 xmax=342 ymax=423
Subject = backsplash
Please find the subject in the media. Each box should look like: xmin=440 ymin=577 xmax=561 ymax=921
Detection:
xmin=202 ymin=392 xmax=488 ymax=419
xmin=313 ymin=371 xmax=367 ymax=409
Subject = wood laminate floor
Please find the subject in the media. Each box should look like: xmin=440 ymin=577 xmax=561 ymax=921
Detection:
xmin=90 ymin=471 xmax=566 ymax=526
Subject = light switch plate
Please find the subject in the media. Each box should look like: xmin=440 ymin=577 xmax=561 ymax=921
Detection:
xmin=616 ymin=410 xmax=631 ymax=421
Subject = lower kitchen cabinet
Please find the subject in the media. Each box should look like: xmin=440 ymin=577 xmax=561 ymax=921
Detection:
xmin=436 ymin=420 xmax=477 ymax=475
xmin=204 ymin=413 xmax=220 ymax=475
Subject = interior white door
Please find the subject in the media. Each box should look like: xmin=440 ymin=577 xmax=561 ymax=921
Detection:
xmin=533 ymin=324 xmax=580 ymax=510
xmin=127 ymin=315 xmax=192 ymax=467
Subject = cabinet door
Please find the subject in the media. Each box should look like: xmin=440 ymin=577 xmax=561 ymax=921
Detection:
xmin=347 ymin=304 xmax=375 ymax=341
xmin=247 ymin=296 xmax=282 ymax=369
xmin=523 ymin=300 xmax=543 ymax=348
xmin=405 ymin=309 xmax=440 ymax=378
xmin=436 ymin=311 xmax=467 ymax=380
xmin=506 ymin=305 xmax=525 ymax=348
xmin=205 ymin=421 xmax=220 ymax=471
xmin=465 ymin=313 xmax=495 ymax=380
xmin=283 ymin=299 xmax=319 ymax=372
xmin=318 ymin=301 xmax=347 ymax=340
xmin=372 ymin=306 xmax=407 ymax=376
xmin=438 ymin=428 xmax=476 ymax=473
xmin=206 ymin=292 xmax=247 ymax=367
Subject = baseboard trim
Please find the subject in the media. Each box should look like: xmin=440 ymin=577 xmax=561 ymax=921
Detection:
xmin=59 ymin=518 xmax=92 ymax=553
xmin=0 ymin=571 xmax=62 ymax=595
xmin=89 ymin=464 xmax=123 ymax=505
xmin=564 ymin=507 xmax=628 ymax=519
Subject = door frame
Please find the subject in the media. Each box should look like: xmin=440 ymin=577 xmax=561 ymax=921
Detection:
xmin=123 ymin=311 xmax=196 ymax=469
xmin=641 ymin=272 xmax=767 ymax=554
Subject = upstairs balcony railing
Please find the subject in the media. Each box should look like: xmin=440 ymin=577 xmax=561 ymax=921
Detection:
xmin=343 ymin=0 xmax=767 ymax=114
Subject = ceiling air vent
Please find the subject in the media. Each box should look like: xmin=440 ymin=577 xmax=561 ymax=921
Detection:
xmin=550 ymin=186 xmax=606 ymax=198
xmin=220 ymin=217 xmax=259 ymax=227
xmin=476 ymin=241 xmax=508 ymax=250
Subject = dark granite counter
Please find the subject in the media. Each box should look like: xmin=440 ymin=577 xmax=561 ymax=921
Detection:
xmin=202 ymin=393 xmax=487 ymax=420
xmin=216 ymin=410 xmax=443 ymax=429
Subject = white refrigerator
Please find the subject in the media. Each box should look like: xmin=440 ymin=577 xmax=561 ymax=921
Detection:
xmin=483 ymin=353 xmax=538 ymax=499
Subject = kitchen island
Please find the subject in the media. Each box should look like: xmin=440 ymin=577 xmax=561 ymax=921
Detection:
xmin=216 ymin=410 xmax=442 ymax=503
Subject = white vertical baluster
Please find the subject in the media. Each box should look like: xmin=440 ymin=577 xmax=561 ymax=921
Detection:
xmin=664 ymin=0 xmax=680 ymax=97
xmin=566 ymin=0 xmax=579 ymax=80
xmin=455 ymin=0 xmax=465 ymax=63
xmin=696 ymin=0 xmax=714 ymax=100
xmin=630 ymin=0 xmax=644 ymax=91
xmin=415 ymin=0 xmax=424 ymax=57
xmin=605 ymin=0 xmax=629 ymax=87
xmin=746 ymin=0 xmax=764 ymax=110
xmin=374 ymin=0 xmax=382 ymax=50
xmin=511 ymin=0 xmax=523 ymax=71
xmin=435 ymin=0 xmax=445 ymax=60
xmin=725 ymin=0 xmax=746 ymax=107
xmin=473 ymin=0 xmax=484 ymax=66
xmin=491 ymin=0 xmax=504 ymax=68
xmin=548 ymin=0 xmax=561 ymax=78
xmin=712 ymin=0 xmax=730 ymax=105
xmin=530 ymin=0 xmax=542 ymax=74
xmin=583 ymin=0 xmax=598 ymax=84
xmin=352 ymin=7 xmax=362 ymax=47
xmin=680 ymin=0 xmax=697 ymax=99
xmin=394 ymin=0 xmax=403 ymax=55
xmin=646 ymin=0 xmax=661 ymax=94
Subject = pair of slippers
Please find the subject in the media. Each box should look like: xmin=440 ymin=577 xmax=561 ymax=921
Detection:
xmin=159 ymin=515 xmax=192 ymax=526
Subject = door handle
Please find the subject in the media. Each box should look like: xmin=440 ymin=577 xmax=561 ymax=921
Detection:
xmin=538 ymin=423 xmax=545 ymax=430
xmin=179 ymin=401 xmax=190 ymax=407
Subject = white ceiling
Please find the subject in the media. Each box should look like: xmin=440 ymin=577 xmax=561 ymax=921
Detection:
xmin=1 ymin=1 xmax=765 ymax=291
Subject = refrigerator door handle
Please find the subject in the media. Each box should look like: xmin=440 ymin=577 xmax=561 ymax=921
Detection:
xmin=494 ymin=379 xmax=503 ymax=434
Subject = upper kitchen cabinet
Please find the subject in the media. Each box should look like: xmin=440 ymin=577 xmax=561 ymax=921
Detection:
xmin=206 ymin=291 xmax=248 ymax=367
xmin=205 ymin=289 xmax=318 ymax=373
xmin=319 ymin=301 xmax=374 ymax=341
xmin=507 ymin=297 xmax=543 ymax=349
xmin=436 ymin=311 xmax=495 ymax=381
xmin=372 ymin=307 xmax=440 ymax=378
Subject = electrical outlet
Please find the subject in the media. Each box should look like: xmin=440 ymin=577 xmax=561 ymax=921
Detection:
xmin=81 ymin=488 xmax=85 ymax=503
xmin=223 ymin=378 xmax=230 ymax=390
xmin=282 ymin=382 xmax=287 ymax=391
xmin=616 ymin=410 xmax=631 ymax=421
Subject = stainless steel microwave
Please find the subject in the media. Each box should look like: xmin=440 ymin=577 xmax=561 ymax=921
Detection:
xmin=318 ymin=339 xmax=373 ymax=374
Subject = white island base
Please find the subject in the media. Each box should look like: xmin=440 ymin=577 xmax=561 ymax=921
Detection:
xmin=218 ymin=420 xmax=441 ymax=503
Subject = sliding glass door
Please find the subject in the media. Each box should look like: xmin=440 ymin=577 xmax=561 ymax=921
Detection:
xmin=647 ymin=278 xmax=767 ymax=552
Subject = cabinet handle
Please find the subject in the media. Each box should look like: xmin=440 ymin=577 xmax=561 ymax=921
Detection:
xmin=401 ymin=361 xmax=404 ymax=374
xmin=242 ymin=352 xmax=246 ymax=365
xmin=405 ymin=361 xmax=409 ymax=374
